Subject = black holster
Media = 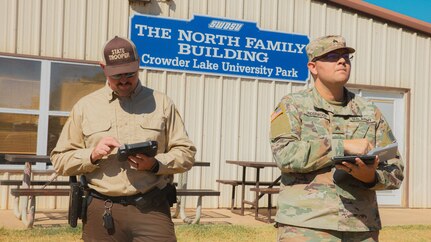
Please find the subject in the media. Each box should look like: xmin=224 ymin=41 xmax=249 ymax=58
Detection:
xmin=165 ymin=183 xmax=177 ymax=207
xmin=134 ymin=183 xmax=177 ymax=212
xmin=68 ymin=176 xmax=89 ymax=228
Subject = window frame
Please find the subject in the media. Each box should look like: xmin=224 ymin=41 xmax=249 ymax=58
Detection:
xmin=0 ymin=55 xmax=102 ymax=170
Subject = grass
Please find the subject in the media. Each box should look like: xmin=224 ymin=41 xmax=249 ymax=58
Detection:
xmin=0 ymin=224 xmax=430 ymax=242
xmin=0 ymin=226 xmax=82 ymax=242
xmin=176 ymin=224 xmax=276 ymax=242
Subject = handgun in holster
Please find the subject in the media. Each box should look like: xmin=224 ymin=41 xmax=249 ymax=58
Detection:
xmin=68 ymin=175 xmax=89 ymax=228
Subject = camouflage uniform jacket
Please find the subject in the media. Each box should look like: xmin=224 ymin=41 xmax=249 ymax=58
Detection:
xmin=270 ymin=87 xmax=404 ymax=231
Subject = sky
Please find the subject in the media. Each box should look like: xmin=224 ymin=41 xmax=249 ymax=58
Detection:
xmin=364 ymin=0 xmax=431 ymax=24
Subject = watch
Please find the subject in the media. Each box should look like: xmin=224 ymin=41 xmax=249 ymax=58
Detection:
xmin=149 ymin=160 xmax=160 ymax=173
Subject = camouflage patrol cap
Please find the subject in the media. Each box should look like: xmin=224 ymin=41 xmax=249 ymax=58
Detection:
xmin=306 ymin=35 xmax=355 ymax=61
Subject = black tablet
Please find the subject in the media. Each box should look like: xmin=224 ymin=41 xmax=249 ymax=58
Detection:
xmin=331 ymin=155 xmax=376 ymax=165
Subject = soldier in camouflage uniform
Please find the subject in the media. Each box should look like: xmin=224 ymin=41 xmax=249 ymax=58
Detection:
xmin=270 ymin=35 xmax=404 ymax=241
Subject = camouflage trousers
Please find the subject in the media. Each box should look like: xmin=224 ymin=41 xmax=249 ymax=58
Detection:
xmin=277 ymin=224 xmax=379 ymax=242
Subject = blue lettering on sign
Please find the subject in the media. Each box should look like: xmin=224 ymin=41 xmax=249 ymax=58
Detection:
xmin=130 ymin=14 xmax=309 ymax=82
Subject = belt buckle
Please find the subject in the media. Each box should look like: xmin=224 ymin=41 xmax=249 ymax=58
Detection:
xmin=119 ymin=197 xmax=128 ymax=206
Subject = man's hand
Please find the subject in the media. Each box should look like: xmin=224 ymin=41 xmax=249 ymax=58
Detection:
xmin=343 ymin=139 xmax=374 ymax=155
xmin=90 ymin=137 xmax=121 ymax=164
xmin=128 ymin=154 xmax=158 ymax=172
xmin=335 ymin=156 xmax=379 ymax=183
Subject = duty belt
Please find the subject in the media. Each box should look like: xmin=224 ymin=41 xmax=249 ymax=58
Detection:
xmin=89 ymin=187 xmax=165 ymax=208
xmin=90 ymin=190 xmax=144 ymax=205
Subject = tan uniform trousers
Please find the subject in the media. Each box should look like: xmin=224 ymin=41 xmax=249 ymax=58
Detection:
xmin=82 ymin=197 xmax=176 ymax=242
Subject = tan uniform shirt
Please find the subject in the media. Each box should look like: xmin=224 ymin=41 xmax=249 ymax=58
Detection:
xmin=51 ymin=81 xmax=196 ymax=196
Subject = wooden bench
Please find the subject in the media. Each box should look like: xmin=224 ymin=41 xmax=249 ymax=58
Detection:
xmin=175 ymin=188 xmax=220 ymax=224
xmin=5 ymin=161 xmax=219 ymax=226
xmin=9 ymin=186 xmax=221 ymax=227
xmin=0 ymin=174 xmax=70 ymax=228
xmin=172 ymin=162 xmax=220 ymax=224
xmin=177 ymin=189 xmax=220 ymax=197
xmin=11 ymin=188 xmax=70 ymax=196
xmin=249 ymin=187 xmax=280 ymax=223
xmin=9 ymin=188 xmax=70 ymax=228
xmin=216 ymin=179 xmax=280 ymax=211
xmin=0 ymin=180 xmax=69 ymax=187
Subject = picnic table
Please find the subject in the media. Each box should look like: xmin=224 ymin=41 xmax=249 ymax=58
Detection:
xmin=223 ymin=160 xmax=280 ymax=222
xmin=174 ymin=161 xmax=220 ymax=224
xmin=1 ymin=154 xmax=64 ymax=228
xmin=0 ymin=155 xmax=219 ymax=227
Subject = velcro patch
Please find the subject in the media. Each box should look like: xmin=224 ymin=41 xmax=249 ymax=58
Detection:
xmin=270 ymin=105 xmax=292 ymax=139
xmin=271 ymin=107 xmax=283 ymax=122
xmin=350 ymin=117 xmax=372 ymax=122
xmin=305 ymin=111 xmax=329 ymax=119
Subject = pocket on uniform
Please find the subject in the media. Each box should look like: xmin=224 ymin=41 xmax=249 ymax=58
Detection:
xmin=138 ymin=116 xmax=165 ymax=141
xmin=82 ymin=121 xmax=111 ymax=136
xmin=347 ymin=119 xmax=375 ymax=139
xmin=301 ymin=112 xmax=330 ymax=138
xmin=140 ymin=117 xmax=165 ymax=131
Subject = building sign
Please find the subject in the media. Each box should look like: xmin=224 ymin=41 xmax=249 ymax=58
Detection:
xmin=130 ymin=14 xmax=309 ymax=82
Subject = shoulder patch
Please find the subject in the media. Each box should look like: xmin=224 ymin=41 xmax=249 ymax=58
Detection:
xmin=270 ymin=104 xmax=292 ymax=139
xmin=271 ymin=107 xmax=283 ymax=122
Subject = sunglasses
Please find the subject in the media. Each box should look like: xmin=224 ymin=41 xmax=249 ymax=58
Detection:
xmin=314 ymin=52 xmax=353 ymax=62
xmin=110 ymin=72 xmax=137 ymax=80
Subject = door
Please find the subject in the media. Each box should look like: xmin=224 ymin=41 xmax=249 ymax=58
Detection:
xmin=361 ymin=90 xmax=405 ymax=206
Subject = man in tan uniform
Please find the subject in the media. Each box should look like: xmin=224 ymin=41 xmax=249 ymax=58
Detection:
xmin=270 ymin=35 xmax=404 ymax=241
xmin=51 ymin=36 xmax=196 ymax=242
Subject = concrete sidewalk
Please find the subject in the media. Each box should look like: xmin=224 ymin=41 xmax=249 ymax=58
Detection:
xmin=1 ymin=208 xmax=431 ymax=230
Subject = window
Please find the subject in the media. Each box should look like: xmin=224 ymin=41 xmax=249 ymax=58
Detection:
xmin=0 ymin=113 xmax=38 ymax=154
xmin=0 ymin=57 xmax=41 ymax=109
xmin=50 ymin=62 xmax=105 ymax=112
xmin=47 ymin=116 xmax=69 ymax=156
xmin=47 ymin=62 xmax=105 ymax=154
xmin=0 ymin=56 xmax=105 ymax=157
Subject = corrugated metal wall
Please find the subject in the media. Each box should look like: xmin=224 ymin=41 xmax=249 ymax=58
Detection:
xmin=0 ymin=0 xmax=430 ymax=209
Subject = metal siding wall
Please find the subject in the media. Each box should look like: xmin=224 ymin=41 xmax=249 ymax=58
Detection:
xmin=360 ymin=17 xmax=374 ymax=85
xmin=63 ymin=0 xmax=87 ymax=59
xmin=385 ymin=27 xmax=403 ymax=85
xmin=17 ymin=0 xmax=42 ymax=55
xmin=278 ymin=0 xmax=295 ymax=33
xmin=207 ymin=0 xmax=225 ymax=16
xmin=410 ymin=36 xmax=431 ymax=207
xmin=325 ymin=6 xmax=342 ymax=34
xmin=219 ymin=77 xmax=243 ymax=206
xmin=85 ymin=0 xmax=109 ymax=60
xmin=107 ymin=0 xmax=129 ymax=38
xmin=200 ymin=75 xmax=223 ymax=207
xmin=371 ymin=22 xmax=386 ymax=86
xmin=182 ymin=73 xmax=207 ymax=207
xmin=41 ymin=0 xmax=64 ymax=57
xmin=225 ymin=0 xmax=244 ymax=19
xmin=426 ymin=39 xmax=431 ymax=207
xmin=189 ymin=0 xmax=207 ymax=17
xmin=1 ymin=0 xmax=431 ymax=209
xmin=0 ymin=0 xmax=18 ymax=52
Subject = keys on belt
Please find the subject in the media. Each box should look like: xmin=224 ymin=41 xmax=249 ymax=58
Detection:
xmin=103 ymin=199 xmax=114 ymax=234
